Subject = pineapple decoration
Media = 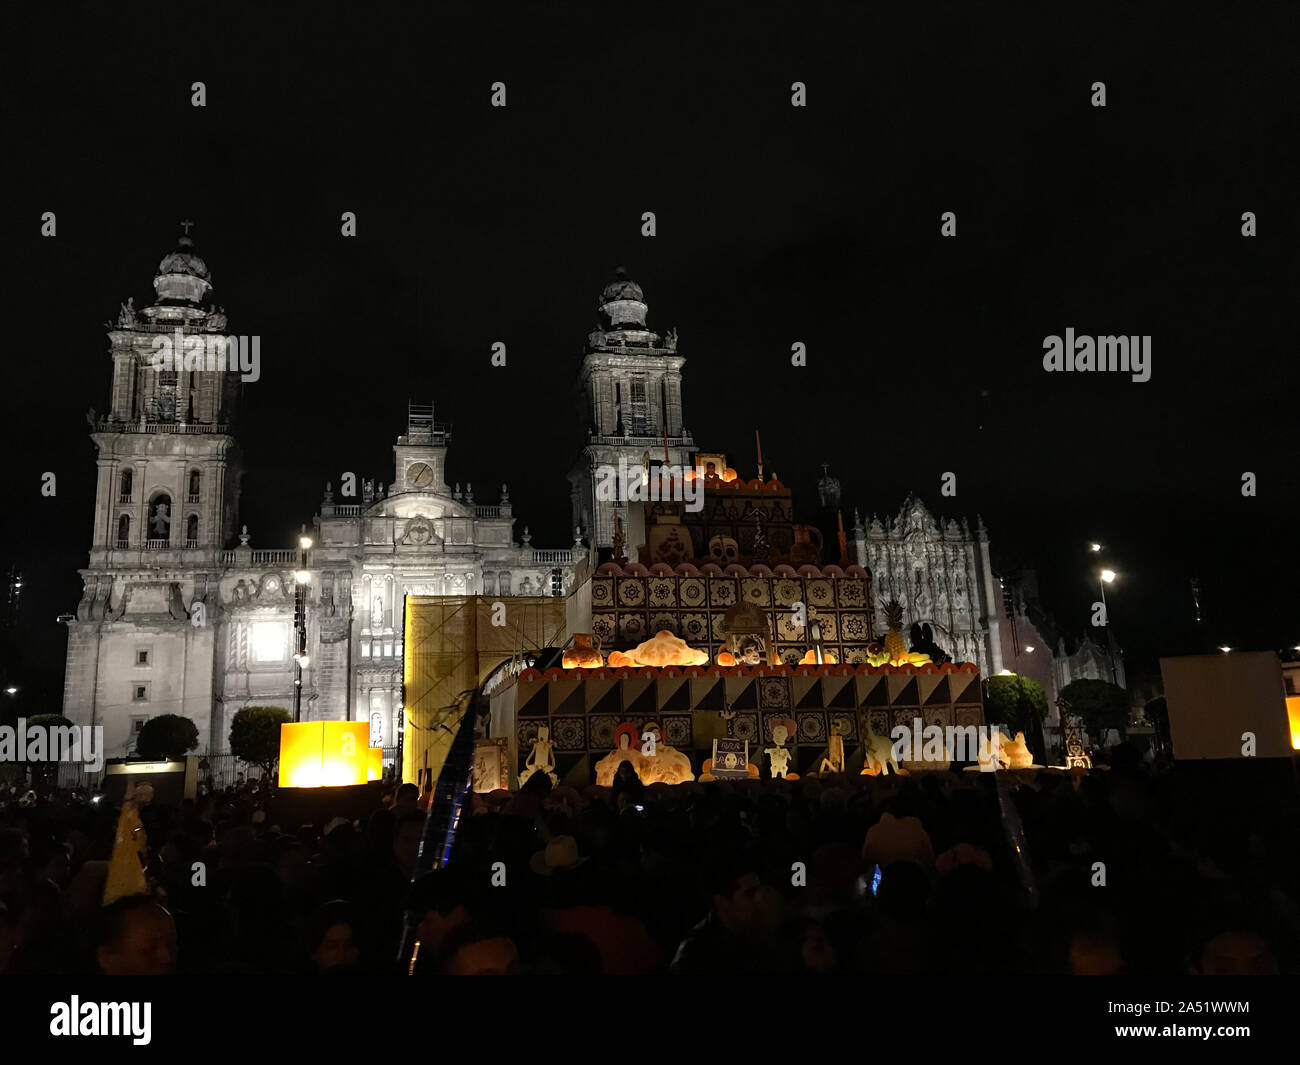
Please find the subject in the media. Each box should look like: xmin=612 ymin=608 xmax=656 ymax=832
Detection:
xmin=871 ymin=598 xmax=932 ymax=667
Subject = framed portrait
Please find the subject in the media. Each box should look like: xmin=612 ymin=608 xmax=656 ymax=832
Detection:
xmin=472 ymin=738 xmax=510 ymax=793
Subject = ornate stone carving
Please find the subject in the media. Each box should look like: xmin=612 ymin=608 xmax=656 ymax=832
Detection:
xmin=401 ymin=514 xmax=438 ymax=546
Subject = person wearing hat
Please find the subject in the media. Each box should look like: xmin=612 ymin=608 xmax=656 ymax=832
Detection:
xmin=529 ymin=835 xmax=587 ymax=876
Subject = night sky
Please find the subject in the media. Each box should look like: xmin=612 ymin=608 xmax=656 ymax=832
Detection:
xmin=1 ymin=2 xmax=1296 ymax=708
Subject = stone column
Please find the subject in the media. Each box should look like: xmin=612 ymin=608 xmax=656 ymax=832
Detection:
xmin=664 ymin=371 xmax=683 ymax=436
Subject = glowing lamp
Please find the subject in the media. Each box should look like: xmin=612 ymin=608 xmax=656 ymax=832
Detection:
xmin=294 ymin=570 xmax=311 ymax=584
xmin=279 ymin=721 xmax=381 ymax=788
xmin=1089 ymin=543 xmax=1102 ymax=552
xmin=1100 ymin=570 xmax=1116 ymax=583
xmin=1287 ymin=697 xmax=1300 ymax=751
xmin=1025 ymin=645 xmax=1035 ymax=652
xmin=1219 ymin=646 xmax=1232 ymax=653
xmin=299 ymin=535 xmax=313 ymax=550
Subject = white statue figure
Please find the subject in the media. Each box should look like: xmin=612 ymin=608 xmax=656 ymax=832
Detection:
xmin=373 ymin=595 xmax=383 ymax=626
xmin=518 ymin=725 xmax=558 ymax=787
xmin=765 ymin=722 xmax=794 ymax=779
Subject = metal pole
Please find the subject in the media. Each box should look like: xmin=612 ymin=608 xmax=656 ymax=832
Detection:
xmin=1099 ymin=577 xmax=1117 ymax=686
xmin=293 ymin=533 xmax=308 ymax=722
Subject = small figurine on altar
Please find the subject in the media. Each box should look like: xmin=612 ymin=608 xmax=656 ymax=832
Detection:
xmin=765 ymin=718 xmax=798 ymax=779
xmin=518 ymin=725 xmax=558 ymax=787
xmin=819 ymin=720 xmax=846 ymax=774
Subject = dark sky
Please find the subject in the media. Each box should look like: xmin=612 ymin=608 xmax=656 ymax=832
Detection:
xmin=2 ymin=1 xmax=1297 ymax=706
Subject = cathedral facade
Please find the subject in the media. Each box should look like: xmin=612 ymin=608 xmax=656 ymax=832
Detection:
xmin=61 ymin=231 xmax=582 ymax=761
xmin=851 ymin=495 xmax=1005 ymax=676
xmin=61 ymin=230 xmax=1119 ymax=770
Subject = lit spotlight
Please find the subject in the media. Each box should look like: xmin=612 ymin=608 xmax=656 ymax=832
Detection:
xmin=1101 ymin=569 xmax=1116 ymax=583
xmin=1089 ymin=543 xmax=1102 ymax=552
xmin=1218 ymin=646 xmax=1232 ymax=653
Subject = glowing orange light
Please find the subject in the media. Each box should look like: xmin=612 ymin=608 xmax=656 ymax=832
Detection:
xmin=1287 ymin=696 xmax=1300 ymax=752
xmin=279 ymin=721 xmax=379 ymax=787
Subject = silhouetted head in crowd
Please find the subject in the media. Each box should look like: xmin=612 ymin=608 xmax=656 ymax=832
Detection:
xmin=1197 ymin=928 xmax=1278 ymax=975
xmin=520 ymin=768 xmax=554 ymax=796
xmin=438 ymin=921 xmax=519 ymax=975
xmin=392 ymin=783 xmax=420 ymax=816
xmin=705 ymin=850 xmax=770 ymax=933
xmin=1067 ymin=915 xmax=1125 ymax=975
xmin=96 ymin=895 xmax=176 ymax=975
xmin=307 ymin=900 xmax=360 ymax=973
xmin=409 ymin=867 xmax=476 ymax=965
xmin=393 ymin=810 xmax=426 ymax=877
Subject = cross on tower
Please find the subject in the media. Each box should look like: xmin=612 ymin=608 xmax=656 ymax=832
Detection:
xmin=180 ymin=219 xmax=194 ymax=236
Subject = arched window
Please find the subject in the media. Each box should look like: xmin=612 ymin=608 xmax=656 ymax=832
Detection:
xmin=498 ymin=571 xmax=511 ymax=595
xmin=188 ymin=470 xmax=201 ymax=501
xmin=116 ymin=514 xmax=130 ymax=547
xmin=119 ymin=470 xmax=133 ymax=502
xmin=186 ymin=513 xmax=199 ymax=546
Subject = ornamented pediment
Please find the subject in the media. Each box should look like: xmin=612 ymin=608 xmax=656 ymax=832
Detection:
xmin=401 ymin=514 xmax=441 ymax=547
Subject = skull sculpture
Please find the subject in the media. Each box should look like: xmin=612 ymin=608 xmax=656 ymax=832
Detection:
xmin=708 ymin=534 xmax=740 ymax=566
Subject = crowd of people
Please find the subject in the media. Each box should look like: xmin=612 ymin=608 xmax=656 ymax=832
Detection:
xmin=0 ymin=744 xmax=1295 ymax=975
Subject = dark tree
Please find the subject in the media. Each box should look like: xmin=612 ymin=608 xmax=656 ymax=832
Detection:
xmin=986 ymin=674 xmax=1049 ymax=759
xmin=135 ymin=713 xmax=199 ymax=760
xmin=229 ymin=705 xmax=292 ymax=779
xmin=1060 ymin=679 xmax=1130 ymax=743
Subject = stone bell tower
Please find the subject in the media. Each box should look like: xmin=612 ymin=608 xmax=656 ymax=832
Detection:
xmin=62 ymin=223 xmax=245 ymax=756
xmin=567 ymin=267 xmax=695 ymax=553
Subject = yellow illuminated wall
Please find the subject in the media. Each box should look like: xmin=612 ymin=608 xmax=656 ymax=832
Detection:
xmin=1287 ymin=696 xmax=1300 ymax=751
xmin=279 ymin=721 xmax=382 ymax=788
xmin=402 ymin=596 xmax=568 ymax=785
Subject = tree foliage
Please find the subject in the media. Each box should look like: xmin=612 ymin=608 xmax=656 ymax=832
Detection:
xmin=135 ymin=714 xmax=200 ymax=760
xmin=229 ymin=706 xmax=291 ymax=776
xmin=986 ymin=674 xmax=1048 ymax=734
xmin=1060 ymin=678 xmax=1130 ymax=740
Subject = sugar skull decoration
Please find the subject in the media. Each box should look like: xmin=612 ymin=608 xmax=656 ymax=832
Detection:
xmin=708 ymin=534 xmax=740 ymax=566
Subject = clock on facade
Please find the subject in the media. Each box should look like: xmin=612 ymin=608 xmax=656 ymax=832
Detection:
xmin=408 ymin=462 xmax=434 ymax=489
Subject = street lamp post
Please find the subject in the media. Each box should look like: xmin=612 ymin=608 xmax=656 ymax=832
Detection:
xmin=1099 ymin=569 xmax=1117 ymax=686
xmin=293 ymin=531 xmax=312 ymax=722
